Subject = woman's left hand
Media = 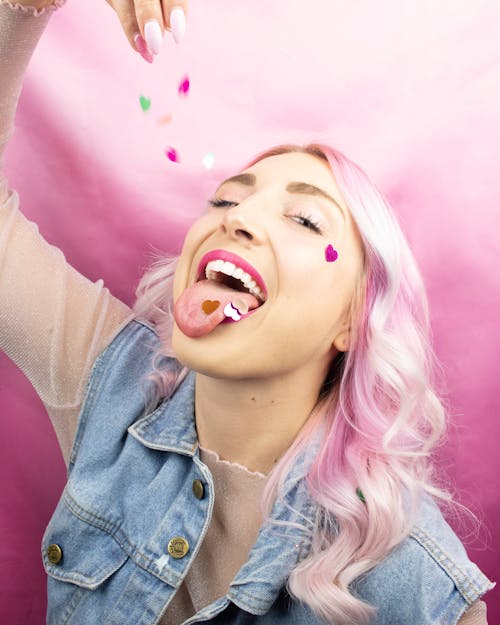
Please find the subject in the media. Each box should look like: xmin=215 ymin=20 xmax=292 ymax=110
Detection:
xmin=104 ymin=0 xmax=188 ymax=63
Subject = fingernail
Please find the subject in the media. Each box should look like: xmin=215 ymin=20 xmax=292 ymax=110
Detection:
xmin=144 ymin=19 xmax=163 ymax=55
xmin=133 ymin=33 xmax=154 ymax=64
xmin=170 ymin=7 xmax=186 ymax=44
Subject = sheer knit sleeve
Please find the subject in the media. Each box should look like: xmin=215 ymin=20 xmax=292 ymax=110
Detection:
xmin=457 ymin=600 xmax=488 ymax=625
xmin=0 ymin=3 xmax=135 ymax=462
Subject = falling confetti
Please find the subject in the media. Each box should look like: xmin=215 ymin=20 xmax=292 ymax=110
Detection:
xmin=202 ymin=153 xmax=215 ymax=170
xmin=325 ymin=244 xmax=338 ymax=263
xmin=356 ymin=487 xmax=366 ymax=503
xmin=201 ymin=300 xmax=220 ymax=315
xmin=165 ymin=147 xmax=179 ymax=163
xmin=156 ymin=113 xmax=173 ymax=126
xmin=139 ymin=95 xmax=151 ymax=112
xmin=178 ymin=75 xmax=190 ymax=96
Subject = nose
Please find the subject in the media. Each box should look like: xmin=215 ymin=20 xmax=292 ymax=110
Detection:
xmin=220 ymin=204 xmax=267 ymax=245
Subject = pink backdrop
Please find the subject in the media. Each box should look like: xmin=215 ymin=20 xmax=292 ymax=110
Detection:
xmin=1 ymin=0 xmax=498 ymax=621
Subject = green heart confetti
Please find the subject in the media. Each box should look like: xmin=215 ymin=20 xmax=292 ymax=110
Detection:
xmin=139 ymin=95 xmax=151 ymax=112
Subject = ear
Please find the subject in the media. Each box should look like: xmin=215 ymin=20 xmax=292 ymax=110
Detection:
xmin=332 ymin=326 xmax=350 ymax=353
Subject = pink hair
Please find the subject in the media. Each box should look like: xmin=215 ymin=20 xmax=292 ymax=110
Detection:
xmin=132 ymin=144 xmax=449 ymax=624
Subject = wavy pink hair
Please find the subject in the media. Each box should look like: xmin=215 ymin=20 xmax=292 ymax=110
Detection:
xmin=132 ymin=144 xmax=449 ymax=624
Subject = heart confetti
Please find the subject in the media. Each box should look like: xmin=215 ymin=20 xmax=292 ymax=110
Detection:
xmin=325 ymin=244 xmax=339 ymax=263
xmin=224 ymin=303 xmax=242 ymax=321
xmin=202 ymin=153 xmax=215 ymax=170
xmin=202 ymin=300 xmax=220 ymax=315
xmin=178 ymin=75 xmax=190 ymax=97
xmin=165 ymin=147 xmax=179 ymax=163
xmin=139 ymin=95 xmax=151 ymax=112
xmin=156 ymin=113 xmax=173 ymax=126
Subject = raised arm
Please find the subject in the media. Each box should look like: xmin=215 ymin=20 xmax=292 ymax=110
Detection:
xmin=0 ymin=1 xmax=135 ymax=462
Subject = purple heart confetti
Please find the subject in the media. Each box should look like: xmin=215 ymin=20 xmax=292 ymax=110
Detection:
xmin=165 ymin=147 xmax=179 ymax=163
xmin=325 ymin=244 xmax=338 ymax=263
xmin=178 ymin=75 xmax=190 ymax=97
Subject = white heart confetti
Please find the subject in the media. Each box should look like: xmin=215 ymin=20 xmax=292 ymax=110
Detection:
xmin=202 ymin=153 xmax=215 ymax=170
xmin=224 ymin=303 xmax=242 ymax=321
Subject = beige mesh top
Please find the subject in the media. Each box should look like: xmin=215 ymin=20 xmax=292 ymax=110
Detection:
xmin=0 ymin=3 xmax=488 ymax=624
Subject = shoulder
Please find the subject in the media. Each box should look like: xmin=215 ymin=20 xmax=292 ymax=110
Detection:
xmin=89 ymin=317 xmax=180 ymax=385
xmin=352 ymin=496 xmax=494 ymax=625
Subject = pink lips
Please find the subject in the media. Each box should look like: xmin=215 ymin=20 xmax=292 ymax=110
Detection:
xmin=197 ymin=250 xmax=268 ymax=299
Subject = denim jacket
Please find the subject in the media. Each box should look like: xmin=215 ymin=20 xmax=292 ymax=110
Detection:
xmin=41 ymin=320 xmax=493 ymax=625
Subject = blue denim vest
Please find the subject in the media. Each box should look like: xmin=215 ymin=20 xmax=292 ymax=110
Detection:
xmin=42 ymin=320 xmax=493 ymax=625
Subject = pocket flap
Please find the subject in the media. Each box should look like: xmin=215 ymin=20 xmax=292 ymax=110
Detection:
xmin=42 ymin=502 xmax=128 ymax=590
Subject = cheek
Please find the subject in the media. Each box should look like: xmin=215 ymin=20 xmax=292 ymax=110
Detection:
xmin=183 ymin=215 xmax=217 ymax=248
xmin=172 ymin=262 xmax=186 ymax=301
xmin=279 ymin=242 xmax=349 ymax=308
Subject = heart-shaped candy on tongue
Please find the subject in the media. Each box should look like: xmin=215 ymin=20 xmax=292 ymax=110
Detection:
xmin=174 ymin=279 xmax=259 ymax=338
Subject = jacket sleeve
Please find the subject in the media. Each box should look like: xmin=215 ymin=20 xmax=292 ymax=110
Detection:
xmin=0 ymin=2 xmax=135 ymax=462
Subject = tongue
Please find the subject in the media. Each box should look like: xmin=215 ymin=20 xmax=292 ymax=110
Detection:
xmin=174 ymin=280 xmax=259 ymax=338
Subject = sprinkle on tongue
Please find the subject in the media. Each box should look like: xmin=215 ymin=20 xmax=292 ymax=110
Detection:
xmin=201 ymin=300 xmax=220 ymax=314
xmin=174 ymin=279 xmax=259 ymax=338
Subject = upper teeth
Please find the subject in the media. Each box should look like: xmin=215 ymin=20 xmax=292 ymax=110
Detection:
xmin=205 ymin=259 xmax=265 ymax=302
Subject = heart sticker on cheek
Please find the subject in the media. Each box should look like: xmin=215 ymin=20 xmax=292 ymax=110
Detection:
xmin=325 ymin=244 xmax=339 ymax=263
xmin=201 ymin=300 xmax=220 ymax=315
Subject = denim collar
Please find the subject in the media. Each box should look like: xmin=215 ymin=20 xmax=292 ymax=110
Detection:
xmin=128 ymin=370 xmax=320 ymax=615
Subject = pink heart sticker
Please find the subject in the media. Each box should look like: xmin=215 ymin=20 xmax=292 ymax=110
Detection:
xmin=325 ymin=244 xmax=338 ymax=262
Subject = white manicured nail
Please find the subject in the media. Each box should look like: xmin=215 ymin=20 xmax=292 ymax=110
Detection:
xmin=170 ymin=7 xmax=186 ymax=44
xmin=144 ymin=20 xmax=163 ymax=55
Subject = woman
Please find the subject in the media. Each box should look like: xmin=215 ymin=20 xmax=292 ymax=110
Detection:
xmin=0 ymin=1 xmax=494 ymax=623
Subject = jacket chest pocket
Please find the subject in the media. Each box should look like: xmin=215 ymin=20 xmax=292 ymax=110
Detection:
xmin=42 ymin=500 xmax=129 ymax=625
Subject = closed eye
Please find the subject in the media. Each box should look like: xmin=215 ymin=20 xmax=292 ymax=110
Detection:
xmin=290 ymin=214 xmax=322 ymax=234
xmin=208 ymin=198 xmax=238 ymax=208
xmin=208 ymin=198 xmax=322 ymax=234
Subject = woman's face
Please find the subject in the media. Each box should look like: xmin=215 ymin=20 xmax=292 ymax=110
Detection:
xmin=172 ymin=151 xmax=364 ymax=384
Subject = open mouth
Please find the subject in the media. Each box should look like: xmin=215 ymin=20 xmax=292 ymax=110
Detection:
xmin=174 ymin=250 xmax=267 ymax=338
xmin=203 ymin=260 xmax=266 ymax=304
xmin=197 ymin=251 xmax=268 ymax=307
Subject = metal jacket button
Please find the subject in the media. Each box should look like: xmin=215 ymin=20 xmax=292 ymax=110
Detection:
xmin=46 ymin=543 xmax=63 ymax=565
xmin=167 ymin=536 xmax=190 ymax=559
xmin=192 ymin=479 xmax=205 ymax=499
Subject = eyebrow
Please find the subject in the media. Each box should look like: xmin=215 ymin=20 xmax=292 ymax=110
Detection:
xmin=216 ymin=174 xmax=345 ymax=221
xmin=285 ymin=182 xmax=345 ymax=220
xmin=218 ymin=173 xmax=256 ymax=187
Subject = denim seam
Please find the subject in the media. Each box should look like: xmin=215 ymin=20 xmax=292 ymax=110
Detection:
xmin=177 ymin=598 xmax=230 ymax=625
xmin=57 ymin=586 xmax=85 ymax=625
xmin=230 ymin=586 xmax=272 ymax=612
xmin=410 ymin=526 xmax=483 ymax=603
xmin=128 ymin=424 xmax=196 ymax=455
xmin=447 ymin=590 xmax=469 ymax=625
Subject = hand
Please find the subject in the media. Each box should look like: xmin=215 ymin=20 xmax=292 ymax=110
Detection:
xmin=104 ymin=0 xmax=188 ymax=63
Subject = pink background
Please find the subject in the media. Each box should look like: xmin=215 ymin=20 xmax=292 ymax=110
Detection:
xmin=1 ymin=0 xmax=498 ymax=621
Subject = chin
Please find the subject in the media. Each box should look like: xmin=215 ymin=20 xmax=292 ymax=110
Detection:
xmin=171 ymin=325 xmax=230 ymax=377
xmin=171 ymin=325 xmax=261 ymax=380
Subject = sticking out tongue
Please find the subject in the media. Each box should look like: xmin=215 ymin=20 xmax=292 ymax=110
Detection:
xmin=174 ymin=279 xmax=260 ymax=338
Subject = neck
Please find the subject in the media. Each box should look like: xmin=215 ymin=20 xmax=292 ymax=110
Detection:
xmin=194 ymin=371 xmax=324 ymax=474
